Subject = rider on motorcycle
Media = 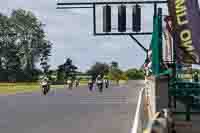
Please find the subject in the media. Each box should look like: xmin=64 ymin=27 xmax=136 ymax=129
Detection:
xmin=104 ymin=78 xmax=109 ymax=88
xmin=75 ymin=78 xmax=80 ymax=87
xmin=40 ymin=76 xmax=50 ymax=95
xmin=96 ymin=75 xmax=103 ymax=92
xmin=67 ymin=78 xmax=73 ymax=89
xmin=41 ymin=76 xmax=49 ymax=86
xmin=88 ymin=78 xmax=93 ymax=91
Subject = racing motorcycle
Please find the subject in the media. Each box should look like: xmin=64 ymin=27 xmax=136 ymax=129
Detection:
xmin=88 ymin=80 xmax=93 ymax=91
xmin=105 ymin=79 xmax=109 ymax=88
xmin=41 ymin=80 xmax=50 ymax=95
xmin=67 ymin=80 xmax=73 ymax=90
xmin=96 ymin=79 xmax=103 ymax=93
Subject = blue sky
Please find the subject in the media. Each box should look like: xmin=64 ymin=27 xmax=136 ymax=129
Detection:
xmin=0 ymin=0 xmax=169 ymax=72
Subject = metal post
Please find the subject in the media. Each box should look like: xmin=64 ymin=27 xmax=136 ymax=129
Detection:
xmin=151 ymin=7 xmax=163 ymax=75
xmin=154 ymin=3 xmax=157 ymax=17
xmin=168 ymin=95 xmax=172 ymax=108
xmin=158 ymin=8 xmax=162 ymax=73
xmin=129 ymin=35 xmax=148 ymax=52
xmin=172 ymin=32 xmax=176 ymax=78
xmin=186 ymin=104 xmax=191 ymax=121
xmin=171 ymin=6 xmax=177 ymax=110
xmin=93 ymin=4 xmax=96 ymax=35
xmin=174 ymin=96 xmax=176 ymax=108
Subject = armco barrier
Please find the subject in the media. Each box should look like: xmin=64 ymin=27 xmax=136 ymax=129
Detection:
xmin=143 ymin=109 xmax=175 ymax=133
xmin=131 ymin=87 xmax=175 ymax=133
xmin=132 ymin=88 xmax=148 ymax=133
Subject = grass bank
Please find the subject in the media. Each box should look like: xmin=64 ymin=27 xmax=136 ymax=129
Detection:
xmin=0 ymin=83 xmax=67 ymax=95
xmin=0 ymin=80 xmax=127 ymax=95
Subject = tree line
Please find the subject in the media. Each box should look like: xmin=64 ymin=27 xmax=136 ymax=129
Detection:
xmin=0 ymin=9 xmax=52 ymax=82
xmin=86 ymin=61 xmax=145 ymax=82
xmin=54 ymin=59 xmax=145 ymax=83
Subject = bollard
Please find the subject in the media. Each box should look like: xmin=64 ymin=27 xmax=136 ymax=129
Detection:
xmin=185 ymin=104 xmax=191 ymax=121
xmin=184 ymin=96 xmax=193 ymax=121
xmin=173 ymin=96 xmax=176 ymax=109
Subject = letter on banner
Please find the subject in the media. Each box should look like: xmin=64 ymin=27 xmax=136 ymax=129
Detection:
xmin=168 ymin=0 xmax=200 ymax=64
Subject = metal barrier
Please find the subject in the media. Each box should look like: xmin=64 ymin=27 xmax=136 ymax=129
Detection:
xmin=131 ymin=87 xmax=175 ymax=133
xmin=131 ymin=88 xmax=148 ymax=133
xmin=143 ymin=109 xmax=175 ymax=133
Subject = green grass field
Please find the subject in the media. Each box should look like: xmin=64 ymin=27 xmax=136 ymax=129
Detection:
xmin=0 ymin=82 xmax=88 ymax=95
xmin=0 ymin=80 xmax=127 ymax=95
xmin=0 ymin=83 xmax=63 ymax=95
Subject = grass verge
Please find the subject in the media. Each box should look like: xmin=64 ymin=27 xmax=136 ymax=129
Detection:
xmin=0 ymin=83 xmax=66 ymax=95
xmin=0 ymin=80 xmax=127 ymax=95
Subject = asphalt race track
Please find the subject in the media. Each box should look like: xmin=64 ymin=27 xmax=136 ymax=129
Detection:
xmin=0 ymin=80 xmax=144 ymax=133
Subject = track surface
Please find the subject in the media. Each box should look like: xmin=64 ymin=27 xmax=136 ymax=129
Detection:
xmin=0 ymin=81 xmax=144 ymax=133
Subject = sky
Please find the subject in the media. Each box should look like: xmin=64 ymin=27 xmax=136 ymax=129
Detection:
xmin=0 ymin=0 xmax=169 ymax=72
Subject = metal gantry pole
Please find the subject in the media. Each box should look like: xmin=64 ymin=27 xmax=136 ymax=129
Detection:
xmin=93 ymin=4 xmax=96 ymax=35
xmin=172 ymin=15 xmax=177 ymax=109
xmin=129 ymin=35 xmax=148 ymax=52
xmin=154 ymin=3 xmax=157 ymax=17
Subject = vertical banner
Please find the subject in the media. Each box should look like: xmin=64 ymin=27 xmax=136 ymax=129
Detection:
xmin=168 ymin=0 xmax=200 ymax=64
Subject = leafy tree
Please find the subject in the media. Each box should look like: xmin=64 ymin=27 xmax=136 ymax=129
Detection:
xmin=63 ymin=58 xmax=78 ymax=80
xmin=56 ymin=58 xmax=78 ymax=81
xmin=111 ymin=61 xmax=119 ymax=69
xmin=0 ymin=13 xmax=22 ymax=81
xmin=4 ymin=41 xmax=21 ymax=81
xmin=64 ymin=58 xmax=72 ymax=79
xmin=0 ymin=14 xmax=10 ymax=81
xmin=125 ymin=68 xmax=144 ymax=80
xmin=121 ymin=72 xmax=128 ymax=81
xmin=57 ymin=64 xmax=65 ymax=81
xmin=11 ymin=9 xmax=38 ymax=72
xmin=10 ymin=9 xmax=52 ymax=80
xmin=40 ymin=57 xmax=50 ymax=75
xmin=108 ymin=61 xmax=126 ymax=85
xmin=0 ymin=9 xmax=52 ymax=81
xmin=40 ymin=40 xmax=52 ymax=77
xmin=109 ymin=62 xmax=126 ymax=84
xmin=87 ymin=62 xmax=109 ymax=79
xmin=108 ymin=68 xmax=123 ymax=85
